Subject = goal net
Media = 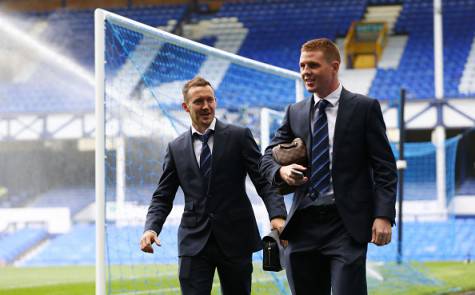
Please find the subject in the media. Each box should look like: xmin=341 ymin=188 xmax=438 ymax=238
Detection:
xmin=95 ymin=9 xmax=301 ymax=295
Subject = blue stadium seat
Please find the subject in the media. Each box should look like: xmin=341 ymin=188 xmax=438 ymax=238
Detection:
xmin=370 ymin=0 xmax=475 ymax=100
xmin=0 ymin=191 xmax=32 ymax=208
xmin=205 ymin=0 xmax=367 ymax=108
xmin=5 ymin=0 xmax=474 ymax=112
xmin=368 ymin=219 xmax=475 ymax=261
xmin=23 ymin=224 xmax=179 ymax=266
xmin=17 ymin=218 xmax=475 ymax=265
xmin=0 ymin=228 xmax=48 ymax=264
xmin=0 ymin=5 xmax=187 ymax=114
xmin=30 ymin=187 xmax=95 ymax=215
xmin=24 ymin=224 xmax=96 ymax=266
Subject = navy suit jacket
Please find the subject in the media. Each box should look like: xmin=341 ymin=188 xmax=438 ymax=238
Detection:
xmin=145 ymin=119 xmax=287 ymax=257
xmin=259 ymin=88 xmax=397 ymax=244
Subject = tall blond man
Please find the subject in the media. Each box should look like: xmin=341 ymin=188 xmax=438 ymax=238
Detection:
xmin=260 ymin=39 xmax=397 ymax=295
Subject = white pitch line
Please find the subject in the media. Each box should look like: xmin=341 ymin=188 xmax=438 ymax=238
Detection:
xmin=367 ymin=265 xmax=384 ymax=282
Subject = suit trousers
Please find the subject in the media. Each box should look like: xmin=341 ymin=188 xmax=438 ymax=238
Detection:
xmin=179 ymin=234 xmax=253 ymax=295
xmin=284 ymin=205 xmax=368 ymax=295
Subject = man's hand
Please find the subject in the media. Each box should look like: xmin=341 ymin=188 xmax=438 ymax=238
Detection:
xmin=140 ymin=230 xmax=161 ymax=253
xmin=279 ymin=164 xmax=308 ymax=186
xmin=371 ymin=218 xmax=392 ymax=246
xmin=270 ymin=217 xmax=285 ymax=234
xmin=270 ymin=217 xmax=288 ymax=248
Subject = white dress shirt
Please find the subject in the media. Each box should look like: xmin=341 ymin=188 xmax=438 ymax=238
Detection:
xmin=145 ymin=118 xmax=217 ymax=238
xmin=311 ymin=83 xmax=342 ymax=201
xmin=191 ymin=118 xmax=216 ymax=166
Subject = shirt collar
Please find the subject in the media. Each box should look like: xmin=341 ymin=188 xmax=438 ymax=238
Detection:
xmin=191 ymin=117 xmax=217 ymax=136
xmin=313 ymin=83 xmax=342 ymax=107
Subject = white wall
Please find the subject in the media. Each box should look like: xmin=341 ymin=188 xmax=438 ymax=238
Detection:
xmin=0 ymin=208 xmax=71 ymax=233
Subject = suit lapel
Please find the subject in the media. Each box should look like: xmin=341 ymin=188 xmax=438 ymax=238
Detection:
xmin=204 ymin=119 xmax=229 ymax=213
xmin=209 ymin=119 xmax=229 ymax=192
xmin=333 ymin=88 xmax=357 ymax=154
xmin=303 ymin=97 xmax=313 ymax=159
xmin=290 ymin=97 xmax=313 ymax=212
xmin=185 ymin=128 xmax=202 ymax=177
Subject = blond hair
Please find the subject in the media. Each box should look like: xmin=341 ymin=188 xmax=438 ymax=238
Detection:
xmin=301 ymin=38 xmax=341 ymax=64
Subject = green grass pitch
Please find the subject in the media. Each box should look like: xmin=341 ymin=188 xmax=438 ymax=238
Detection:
xmin=1 ymin=262 xmax=474 ymax=294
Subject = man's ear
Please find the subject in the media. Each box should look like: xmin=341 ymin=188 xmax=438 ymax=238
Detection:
xmin=332 ymin=60 xmax=340 ymax=73
xmin=182 ymin=101 xmax=190 ymax=113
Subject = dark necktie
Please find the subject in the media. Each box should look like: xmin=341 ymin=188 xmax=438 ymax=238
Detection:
xmin=310 ymin=99 xmax=331 ymax=200
xmin=196 ymin=129 xmax=213 ymax=178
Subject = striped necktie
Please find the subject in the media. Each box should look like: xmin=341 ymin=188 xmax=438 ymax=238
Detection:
xmin=196 ymin=129 xmax=213 ymax=178
xmin=310 ymin=99 xmax=331 ymax=200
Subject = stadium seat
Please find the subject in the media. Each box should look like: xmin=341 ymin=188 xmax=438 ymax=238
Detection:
xmin=0 ymin=228 xmax=48 ymax=264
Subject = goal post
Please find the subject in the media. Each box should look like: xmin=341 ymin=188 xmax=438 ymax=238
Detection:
xmin=95 ymin=9 xmax=106 ymax=295
xmin=95 ymin=8 xmax=302 ymax=295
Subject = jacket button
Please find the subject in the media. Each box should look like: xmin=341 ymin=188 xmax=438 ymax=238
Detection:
xmin=209 ymin=213 xmax=215 ymax=219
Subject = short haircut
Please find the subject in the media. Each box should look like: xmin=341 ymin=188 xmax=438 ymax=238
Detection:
xmin=182 ymin=76 xmax=214 ymax=101
xmin=301 ymin=38 xmax=341 ymax=64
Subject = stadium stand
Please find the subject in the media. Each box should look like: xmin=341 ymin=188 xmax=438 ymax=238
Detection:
xmin=368 ymin=219 xmax=475 ymax=262
xmin=23 ymin=224 xmax=95 ymax=266
xmin=369 ymin=0 xmax=475 ymax=100
xmin=217 ymin=0 xmax=366 ymax=71
xmin=0 ymin=69 xmax=93 ymax=113
xmin=210 ymin=0 xmax=367 ymax=108
xmin=22 ymin=223 xmax=178 ymax=266
xmin=3 ymin=0 xmax=475 ymax=113
xmin=0 ymin=191 xmax=32 ymax=208
xmin=0 ymin=228 xmax=48 ymax=265
xmin=29 ymin=187 xmax=95 ymax=215
xmin=20 ymin=219 xmax=475 ymax=266
xmin=42 ymin=5 xmax=187 ymax=69
xmin=0 ymin=5 xmax=187 ymax=114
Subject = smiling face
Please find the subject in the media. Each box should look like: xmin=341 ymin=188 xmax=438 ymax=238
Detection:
xmin=299 ymin=50 xmax=340 ymax=98
xmin=182 ymin=85 xmax=216 ymax=133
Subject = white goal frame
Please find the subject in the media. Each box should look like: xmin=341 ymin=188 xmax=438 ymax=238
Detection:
xmin=94 ymin=8 xmax=303 ymax=295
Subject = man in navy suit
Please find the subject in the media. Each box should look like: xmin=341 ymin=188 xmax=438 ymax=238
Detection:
xmin=260 ymin=38 xmax=397 ymax=295
xmin=140 ymin=76 xmax=287 ymax=295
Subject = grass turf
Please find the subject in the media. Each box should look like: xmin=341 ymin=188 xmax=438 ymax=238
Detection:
xmin=1 ymin=262 xmax=474 ymax=294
